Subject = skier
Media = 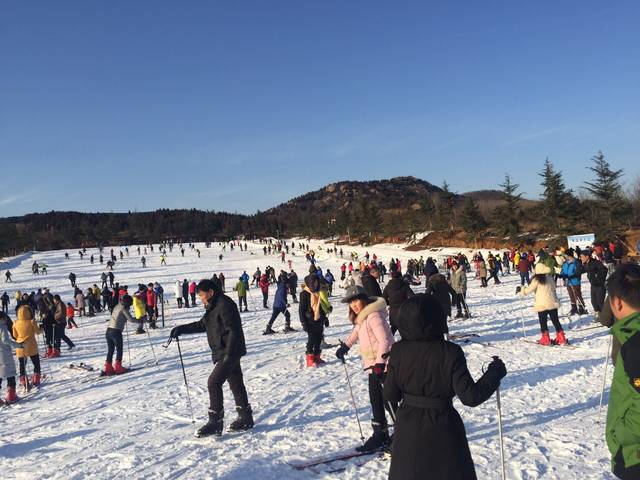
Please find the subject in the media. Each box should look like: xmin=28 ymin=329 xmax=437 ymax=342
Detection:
xmin=189 ymin=281 xmax=197 ymax=307
xmin=75 ymin=289 xmax=85 ymax=317
xmin=361 ymin=266 xmax=383 ymax=298
xmin=605 ymin=263 xmax=640 ymax=479
xmin=133 ymin=286 xmax=147 ymax=334
xmin=324 ymin=269 xmax=335 ymax=297
xmin=175 ymin=280 xmax=183 ymax=308
xmin=580 ymin=250 xmax=608 ymax=320
xmin=287 ymin=270 xmax=299 ymax=303
xmin=101 ymin=272 xmax=108 ymax=289
xmin=69 ymin=272 xmax=76 ymax=288
xmin=66 ymin=303 xmax=78 ymax=329
xmin=141 ymin=256 xmax=146 ymax=268
xmin=382 ymin=269 xmax=414 ymax=335
xmin=335 ymin=285 xmax=395 ymax=452
xmin=102 ymin=295 xmax=137 ymax=375
xmin=340 ymin=263 xmax=347 ymax=281
xmin=0 ymin=312 xmax=21 ymax=403
xmin=258 ymin=274 xmax=270 ymax=309
xmin=233 ymin=277 xmax=248 ymax=312
xmin=450 ymin=261 xmax=469 ymax=318
xmin=299 ymin=271 xmax=327 ymax=367
xmin=4 ymin=271 xmax=11 ymax=283
xmin=53 ymin=295 xmax=75 ymax=352
xmin=146 ymin=284 xmax=157 ymax=329
xmin=263 ymin=278 xmax=294 ymax=334
xmin=40 ymin=289 xmax=56 ymax=357
xmin=478 ymin=258 xmax=488 ymax=287
xmin=517 ymin=263 xmax=567 ymax=346
xmin=560 ymin=249 xmax=587 ymax=315
xmin=425 ymin=271 xmax=457 ymax=336
xmin=384 ymin=294 xmax=506 ymax=480
xmin=169 ymin=279 xmax=253 ymax=437
xmin=13 ymin=306 xmax=42 ymax=388
xmin=182 ymin=279 xmax=190 ymax=308
xmin=1 ymin=292 xmax=9 ymax=313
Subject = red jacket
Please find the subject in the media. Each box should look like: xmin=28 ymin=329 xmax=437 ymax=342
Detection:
xmin=258 ymin=275 xmax=270 ymax=293
xmin=188 ymin=282 xmax=197 ymax=294
xmin=66 ymin=305 xmax=75 ymax=318
xmin=146 ymin=290 xmax=156 ymax=308
xmin=518 ymin=258 xmax=530 ymax=273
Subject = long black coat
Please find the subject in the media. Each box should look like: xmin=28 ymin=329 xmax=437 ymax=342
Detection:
xmin=179 ymin=293 xmax=246 ymax=362
xmin=425 ymin=273 xmax=457 ymax=319
xmin=384 ymin=296 xmax=501 ymax=480
xmin=382 ymin=277 xmax=414 ymax=328
xmin=361 ymin=271 xmax=383 ymax=298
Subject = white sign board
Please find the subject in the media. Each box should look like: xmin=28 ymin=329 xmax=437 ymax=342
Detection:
xmin=567 ymin=233 xmax=595 ymax=251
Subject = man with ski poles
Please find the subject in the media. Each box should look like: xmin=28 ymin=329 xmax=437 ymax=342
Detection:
xmin=168 ymin=279 xmax=253 ymax=437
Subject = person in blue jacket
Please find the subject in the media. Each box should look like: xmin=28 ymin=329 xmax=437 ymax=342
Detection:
xmin=324 ymin=269 xmax=335 ymax=296
xmin=560 ymin=249 xmax=588 ymax=315
xmin=240 ymin=271 xmax=250 ymax=290
xmin=263 ymin=275 xmax=295 ymax=335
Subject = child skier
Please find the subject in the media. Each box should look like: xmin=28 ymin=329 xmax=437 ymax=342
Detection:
xmin=335 ymin=285 xmax=394 ymax=451
xmin=66 ymin=303 xmax=78 ymax=329
xmin=0 ymin=311 xmax=21 ymax=403
xmin=12 ymin=306 xmax=42 ymax=388
xmin=103 ymin=295 xmax=138 ymax=375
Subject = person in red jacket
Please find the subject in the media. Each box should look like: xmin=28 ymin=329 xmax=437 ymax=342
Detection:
xmin=146 ymin=283 xmax=157 ymax=329
xmin=258 ymin=274 xmax=270 ymax=309
xmin=66 ymin=303 xmax=77 ymax=329
xmin=189 ymin=281 xmax=197 ymax=307
xmin=518 ymin=255 xmax=531 ymax=286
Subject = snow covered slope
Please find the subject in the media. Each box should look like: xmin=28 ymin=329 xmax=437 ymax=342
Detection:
xmin=0 ymin=241 xmax=615 ymax=479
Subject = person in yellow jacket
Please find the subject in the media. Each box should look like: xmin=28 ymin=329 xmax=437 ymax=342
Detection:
xmin=133 ymin=286 xmax=147 ymax=334
xmin=12 ymin=305 xmax=42 ymax=386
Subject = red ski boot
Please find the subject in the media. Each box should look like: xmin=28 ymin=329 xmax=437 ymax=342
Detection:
xmin=314 ymin=354 xmax=326 ymax=366
xmin=44 ymin=347 xmax=54 ymax=358
xmin=103 ymin=362 xmax=115 ymax=376
xmin=538 ymin=331 xmax=551 ymax=346
xmin=305 ymin=354 xmax=316 ymax=368
xmin=114 ymin=361 xmax=129 ymax=375
xmin=5 ymin=387 xmax=18 ymax=404
xmin=19 ymin=375 xmax=28 ymax=388
xmin=31 ymin=373 xmax=41 ymax=386
xmin=554 ymin=330 xmax=568 ymax=346
xmin=52 ymin=348 xmax=61 ymax=358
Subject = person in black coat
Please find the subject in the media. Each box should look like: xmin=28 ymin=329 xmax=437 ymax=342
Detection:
xmin=299 ymin=273 xmax=327 ymax=367
xmin=169 ymin=279 xmax=252 ymax=437
xmin=382 ymin=270 xmax=414 ymax=335
xmin=361 ymin=267 xmax=383 ymax=298
xmin=423 ymin=257 xmax=439 ymax=285
xmin=580 ymin=251 xmax=609 ymax=316
xmin=384 ymin=294 xmax=507 ymax=480
xmin=181 ymin=279 xmax=190 ymax=308
xmin=425 ymin=272 xmax=457 ymax=334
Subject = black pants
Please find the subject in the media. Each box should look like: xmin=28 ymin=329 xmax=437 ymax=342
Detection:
xmin=262 ymin=292 xmax=268 ymax=308
xmin=538 ymin=309 xmax=562 ymax=333
xmin=67 ymin=318 xmax=78 ymax=328
xmin=146 ymin=306 xmax=156 ymax=326
xmin=207 ymin=357 xmax=249 ymax=412
xmin=190 ymin=292 xmax=196 ymax=306
xmin=455 ymin=292 xmax=467 ymax=315
xmin=368 ymin=373 xmax=395 ymax=426
xmin=290 ymin=289 xmax=297 ymax=303
xmin=306 ymin=322 xmax=324 ymax=355
xmin=0 ymin=377 xmax=16 ymax=388
xmin=1 ymin=303 xmax=7 ymax=313
xmin=43 ymin=320 xmax=55 ymax=348
xmin=55 ymin=322 xmax=74 ymax=349
xmin=177 ymin=297 xmax=183 ymax=308
xmin=238 ymin=296 xmax=247 ymax=310
xmin=267 ymin=307 xmax=291 ymax=328
xmin=590 ymin=285 xmax=606 ymax=313
xmin=183 ymin=295 xmax=189 ymax=307
xmin=488 ymin=269 xmax=500 ymax=284
xmin=520 ymin=271 xmax=530 ymax=286
xmin=19 ymin=355 xmax=41 ymax=376
xmin=106 ymin=327 xmax=124 ymax=363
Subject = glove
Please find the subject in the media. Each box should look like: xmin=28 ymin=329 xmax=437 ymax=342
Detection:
xmin=335 ymin=343 xmax=350 ymax=362
xmin=486 ymin=358 xmax=507 ymax=380
xmin=324 ymin=318 xmax=330 ymax=328
xmin=515 ymin=286 xmax=521 ymax=294
xmin=169 ymin=326 xmax=183 ymax=338
xmin=371 ymin=363 xmax=385 ymax=379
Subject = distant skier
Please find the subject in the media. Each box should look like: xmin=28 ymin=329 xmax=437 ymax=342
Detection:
xmin=102 ymin=295 xmax=138 ymax=376
xmin=263 ymin=278 xmax=294 ymax=334
xmin=69 ymin=272 xmax=76 ymax=288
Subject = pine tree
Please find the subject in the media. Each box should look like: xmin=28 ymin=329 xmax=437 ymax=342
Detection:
xmin=583 ymin=151 xmax=627 ymax=231
xmin=538 ymin=158 xmax=571 ymax=233
xmin=460 ymin=197 xmax=487 ymax=246
xmin=495 ymin=174 xmax=522 ymax=236
xmin=436 ymin=181 xmax=456 ymax=230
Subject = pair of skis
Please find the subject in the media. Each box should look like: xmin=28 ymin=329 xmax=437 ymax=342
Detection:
xmin=287 ymin=446 xmax=388 ymax=473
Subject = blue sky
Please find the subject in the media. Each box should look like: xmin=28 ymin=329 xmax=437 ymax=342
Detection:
xmin=1 ymin=1 xmax=639 ymax=217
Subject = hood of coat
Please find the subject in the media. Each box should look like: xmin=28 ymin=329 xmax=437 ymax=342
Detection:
xmin=17 ymin=305 xmax=33 ymax=322
xmin=428 ymin=273 xmax=447 ymax=285
xmin=385 ymin=277 xmax=407 ymax=292
xmin=355 ymin=297 xmax=387 ymax=325
xmin=397 ymin=294 xmax=446 ymax=341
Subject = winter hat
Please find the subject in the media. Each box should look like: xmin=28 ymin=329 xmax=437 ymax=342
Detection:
xmin=341 ymin=285 xmax=369 ymax=303
xmin=534 ymin=263 xmax=552 ymax=276
xmin=565 ymin=248 xmax=575 ymax=258
xmin=397 ymin=294 xmax=446 ymax=341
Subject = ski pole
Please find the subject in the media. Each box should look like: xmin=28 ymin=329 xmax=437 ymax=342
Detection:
xmin=517 ymin=297 xmax=527 ymax=339
xmin=597 ymin=334 xmax=613 ymax=424
xmin=493 ymin=355 xmax=507 ymax=480
xmin=175 ymin=337 xmax=196 ymax=427
xmin=340 ymin=342 xmax=365 ymax=446
xmin=124 ymin=319 xmax=132 ymax=368
xmin=145 ymin=322 xmax=158 ymax=365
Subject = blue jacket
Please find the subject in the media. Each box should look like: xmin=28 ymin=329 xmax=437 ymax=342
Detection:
xmin=561 ymin=260 xmax=581 ymax=286
xmin=325 ymin=272 xmax=335 ymax=285
xmin=273 ymin=281 xmax=288 ymax=310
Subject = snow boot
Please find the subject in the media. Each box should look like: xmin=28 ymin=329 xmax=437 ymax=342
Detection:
xmin=103 ymin=362 xmax=115 ymax=376
xmin=314 ymin=354 xmax=326 ymax=366
xmin=136 ymin=328 xmax=146 ymax=334
xmin=283 ymin=325 xmax=296 ymax=333
xmin=197 ymin=410 xmax=224 ymax=437
xmin=52 ymin=348 xmax=61 ymax=358
xmin=356 ymin=422 xmax=390 ymax=452
xmin=578 ymin=305 xmax=588 ymax=315
xmin=45 ymin=347 xmax=54 ymax=358
xmin=31 ymin=373 xmax=41 ymax=386
xmin=229 ymin=405 xmax=254 ymax=431
xmin=114 ymin=361 xmax=129 ymax=375
xmin=538 ymin=331 xmax=552 ymax=346
xmin=5 ymin=387 xmax=18 ymax=404
xmin=262 ymin=326 xmax=276 ymax=335
xmin=454 ymin=311 xmax=464 ymax=319
xmin=569 ymin=304 xmax=578 ymax=315
xmin=19 ymin=375 xmax=28 ymax=388
xmin=305 ymin=354 xmax=316 ymax=368
xmin=554 ymin=330 xmax=568 ymax=346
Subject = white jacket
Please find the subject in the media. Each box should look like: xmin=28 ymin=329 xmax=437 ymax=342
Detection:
xmin=174 ymin=281 xmax=182 ymax=297
xmin=520 ymin=275 xmax=561 ymax=312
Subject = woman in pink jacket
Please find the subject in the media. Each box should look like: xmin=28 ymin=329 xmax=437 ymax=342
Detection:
xmin=335 ymin=285 xmax=395 ymax=452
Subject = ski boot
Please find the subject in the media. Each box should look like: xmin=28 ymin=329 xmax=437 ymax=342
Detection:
xmin=262 ymin=326 xmax=276 ymax=335
xmin=136 ymin=328 xmax=146 ymax=334
xmin=314 ymin=354 xmax=326 ymax=366
xmin=102 ymin=362 xmax=115 ymax=376
xmin=356 ymin=422 xmax=390 ymax=452
xmin=19 ymin=375 xmax=28 ymax=388
xmin=196 ymin=410 xmax=224 ymax=437
xmin=454 ymin=312 xmax=464 ymax=319
xmin=113 ymin=361 xmax=129 ymax=375
xmin=554 ymin=330 xmax=568 ymax=346
xmin=538 ymin=331 xmax=551 ymax=346
xmin=578 ymin=305 xmax=588 ymax=315
xmin=305 ymin=353 xmax=316 ymax=368
xmin=5 ymin=387 xmax=18 ymax=404
xmin=52 ymin=348 xmax=61 ymax=358
xmin=569 ymin=304 xmax=578 ymax=315
xmin=229 ymin=405 xmax=254 ymax=431
xmin=283 ymin=325 xmax=296 ymax=333
xmin=31 ymin=373 xmax=41 ymax=386
xmin=44 ymin=347 xmax=54 ymax=358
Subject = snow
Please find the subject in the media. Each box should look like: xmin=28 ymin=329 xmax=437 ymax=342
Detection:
xmin=0 ymin=240 xmax=616 ymax=479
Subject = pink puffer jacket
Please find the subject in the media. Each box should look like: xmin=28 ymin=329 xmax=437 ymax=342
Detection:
xmin=344 ymin=297 xmax=394 ymax=369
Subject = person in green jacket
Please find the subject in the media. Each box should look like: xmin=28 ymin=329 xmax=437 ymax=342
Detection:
xmin=606 ymin=263 xmax=640 ymax=479
xmin=234 ymin=277 xmax=248 ymax=312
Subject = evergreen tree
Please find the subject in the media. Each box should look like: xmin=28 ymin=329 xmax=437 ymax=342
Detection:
xmin=538 ymin=158 xmax=572 ymax=233
xmin=460 ymin=197 xmax=487 ymax=245
xmin=583 ymin=151 xmax=628 ymax=231
xmin=435 ymin=181 xmax=456 ymax=230
xmin=495 ymin=174 xmax=522 ymax=236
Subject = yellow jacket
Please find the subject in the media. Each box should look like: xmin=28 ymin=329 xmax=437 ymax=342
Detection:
xmin=133 ymin=295 xmax=146 ymax=319
xmin=12 ymin=306 xmax=41 ymax=358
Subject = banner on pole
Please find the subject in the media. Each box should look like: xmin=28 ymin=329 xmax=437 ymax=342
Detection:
xmin=567 ymin=233 xmax=595 ymax=251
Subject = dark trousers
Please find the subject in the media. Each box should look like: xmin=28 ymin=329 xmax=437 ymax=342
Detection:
xmin=290 ymin=289 xmax=298 ymax=303
xmin=67 ymin=318 xmax=78 ymax=328
xmin=146 ymin=306 xmax=156 ymax=326
xmin=455 ymin=292 xmax=468 ymax=315
xmin=267 ymin=307 xmax=291 ymax=328
xmin=538 ymin=309 xmax=563 ymax=333
xmin=0 ymin=377 xmax=16 ymax=388
xmin=238 ymin=295 xmax=247 ymax=311
xmin=488 ymin=269 xmax=500 ymax=284
xmin=369 ymin=373 xmax=391 ymax=426
xmin=55 ymin=322 xmax=74 ymax=349
xmin=106 ymin=327 xmax=124 ymax=363
xmin=567 ymin=284 xmax=586 ymax=308
xmin=262 ymin=292 xmax=268 ymax=308
xmin=590 ymin=285 xmax=606 ymax=313
xmin=19 ymin=355 xmax=41 ymax=376
xmin=183 ymin=294 xmax=189 ymax=307
xmin=306 ymin=322 xmax=324 ymax=355
xmin=43 ymin=321 xmax=55 ymax=348
xmin=520 ymin=271 xmax=530 ymax=286
xmin=1 ymin=303 xmax=7 ymax=313
xmin=190 ymin=292 xmax=196 ymax=306
xmin=207 ymin=357 xmax=249 ymax=412
xmin=177 ymin=297 xmax=183 ymax=308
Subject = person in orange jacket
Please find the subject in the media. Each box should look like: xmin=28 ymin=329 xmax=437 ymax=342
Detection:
xmin=66 ymin=303 xmax=77 ymax=329
xmin=12 ymin=306 xmax=42 ymax=388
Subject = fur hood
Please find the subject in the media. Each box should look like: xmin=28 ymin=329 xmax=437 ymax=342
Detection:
xmin=356 ymin=297 xmax=387 ymax=325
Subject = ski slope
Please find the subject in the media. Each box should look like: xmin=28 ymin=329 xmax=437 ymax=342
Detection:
xmin=0 ymin=240 xmax=615 ymax=479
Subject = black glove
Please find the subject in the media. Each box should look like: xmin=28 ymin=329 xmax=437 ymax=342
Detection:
xmin=169 ymin=326 xmax=184 ymax=338
xmin=487 ymin=358 xmax=507 ymax=380
xmin=324 ymin=318 xmax=330 ymax=328
xmin=335 ymin=343 xmax=350 ymax=362
xmin=515 ymin=286 xmax=521 ymax=294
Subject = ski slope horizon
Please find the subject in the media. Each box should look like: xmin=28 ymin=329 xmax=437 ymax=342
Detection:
xmin=0 ymin=239 xmax=615 ymax=479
